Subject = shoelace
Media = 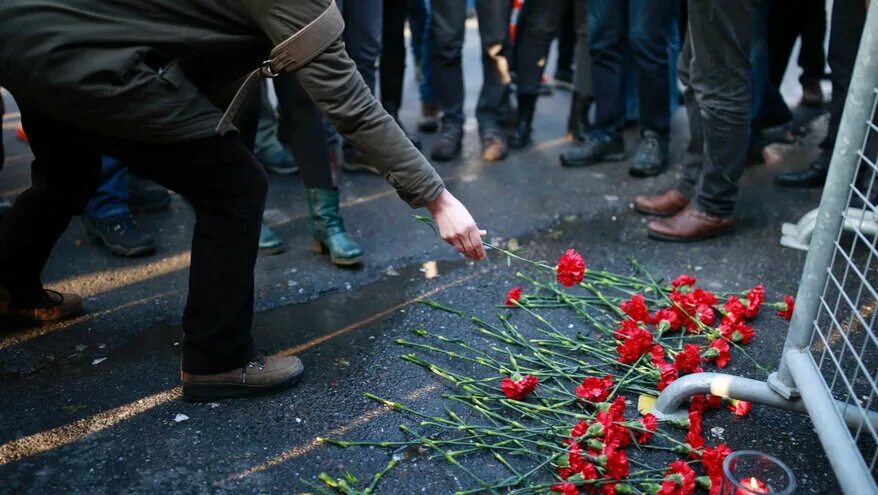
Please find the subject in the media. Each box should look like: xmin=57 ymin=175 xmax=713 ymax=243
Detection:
xmin=247 ymin=350 xmax=267 ymax=372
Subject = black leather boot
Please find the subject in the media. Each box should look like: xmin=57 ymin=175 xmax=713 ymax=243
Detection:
xmin=775 ymin=150 xmax=831 ymax=188
xmin=509 ymin=94 xmax=536 ymax=149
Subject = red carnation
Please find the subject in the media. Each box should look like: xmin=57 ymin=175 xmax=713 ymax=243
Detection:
xmin=744 ymin=284 xmax=764 ymax=319
xmin=657 ymin=364 xmax=678 ymax=391
xmin=614 ymin=319 xmax=644 ymax=340
xmin=701 ymin=443 xmax=732 ymax=480
xmin=604 ymin=449 xmax=630 ymax=480
xmin=658 ymin=460 xmax=696 ymax=495
xmin=723 ymin=296 xmax=746 ymax=322
xmin=505 ymin=287 xmax=523 ymax=307
xmin=637 ymin=413 xmax=658 ymax=444
xmin=650 ymin=345 xmax=668 ymax=366
xmin=706 ymin=394 xmax=723 ymax=409
xmin=719 ymin=318 xmax=755 ymax=344
xmin=777 ymin=295 xmax=795 ymax=321
xmin=727 ymin=399 xmax=751 ymax=416
xmin=500 ymin=375 xmax=539 ymax=400
xmin=557 ymin=249 xmax=586 ymax=287
xmin=653 ymin=308 xmax=682 ymax=332
xmin=691 ymin=288 xmax=718 ymax=306
xmin=576 ymin=374 xmax=614 ymax=403
xmin=696 ymin=304 xmax=716 ymax=327
xmin=571 ymin=420 xmax=589 ymax=439
xmin=551 ymin=482 xmax=580 ymax=495
xmin=616 ymin=327 xmax=653 ymax=364
xmin=674 ymin=344 xmax=703 ymax=374
xmin=672 ymin=274 xmax=697 ymax=289
xmin=620 ymin=294 xmax=651 ymax=323
xmin=685 ymin=409 xmax=704 ymax=452
xmin=703 ymin=339 xmax=731 ymax=368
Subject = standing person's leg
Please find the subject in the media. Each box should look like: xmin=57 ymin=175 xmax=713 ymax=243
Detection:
xmin=82 ymin=156 xmax=156 ymax=257
xmin=553 ymin=0 xmax=577 ymax=88
xmin=380 ymin=0 xmax=423 ymax=148
xmin=635 ymin=30 xmax=697 ymax=217
xmin=775 ymin=0 xmax=866 ymax=188
xmin=509 ymin=0 xmax=568 ymax=149
xmin=474 ymin=0 xmax=513 ymax=161
xmin=429 ymin=0 xmax=467 ymax=161
xmin=0 ymin=92 xmax=8 ymax=216
xmin=254 ymin=82 xmax=297 ymax=176
xmin=274 ymin=73 xmax=364 ymax=266
xmin=648 ymin=0 xmax=752 ymax=241
xmin=0 ymin=108 xmax=97 ymax=323
xmin=410 ymin=0 xmax=440 ymax=133
xmin=567 ymin=0 xmax=593 ymax=140
xmin=559 ymin=0 xmax=628 ymax=168
xmin=797 ymin=0 xmax=827 ymax=107
xmin=627 ymin=0 xmax=673 ymax=177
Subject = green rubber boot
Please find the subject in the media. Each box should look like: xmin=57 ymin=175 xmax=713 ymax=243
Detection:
xmin=259 ymin=223 xmax=285 ymax=256
xmin=307 ymin=188 xmax=363 ymax=266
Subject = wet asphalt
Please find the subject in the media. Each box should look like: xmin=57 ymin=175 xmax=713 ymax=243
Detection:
xmin=0 ymin=24 xmax=843 ymax=495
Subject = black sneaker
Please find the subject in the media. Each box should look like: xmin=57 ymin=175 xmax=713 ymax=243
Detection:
xmin=129 ymin=177 xmax=171 ymax=213
xmin=629 ymin=131 xmax=669 ymax=177
xmin=560 ymin=134 xmax=626 ymax=168
xmin=83 ymin=213 xmax=156 ymax=257
xmin=430 ymin=123 xmax=464 ymax=162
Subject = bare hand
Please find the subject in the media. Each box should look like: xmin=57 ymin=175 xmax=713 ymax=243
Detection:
xmin=426 ymin=190 xmax=487 ymax=261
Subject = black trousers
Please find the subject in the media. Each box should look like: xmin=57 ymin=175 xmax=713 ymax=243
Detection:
xmin=0 ymin=94 xmax=4 ymax=172
xmin=767 ymin=0 xmax=826 ymax=87
xmin=0 ymin=107 xmax=267 ymax=374
xmin=514 ymin=0 xmax=568 ymax=96
xmin=380 ymin=0 xmax=410 ymax=117
xmin=678 ymin=0 xmax=752 ymax=218
xmin=821 ymin=0 xmax=866 ymax=151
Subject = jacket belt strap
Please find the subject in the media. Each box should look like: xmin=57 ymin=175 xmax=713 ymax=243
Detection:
xmin=216 ymin=1 xmax=345 ymax=135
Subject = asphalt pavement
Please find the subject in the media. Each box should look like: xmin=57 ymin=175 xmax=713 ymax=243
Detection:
xmin=0 ymin=24 xmax=842 ymax=494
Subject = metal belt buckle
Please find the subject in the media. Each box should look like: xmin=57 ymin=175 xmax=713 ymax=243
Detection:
xmin=259 ymin=59 xmax=279 ymax=78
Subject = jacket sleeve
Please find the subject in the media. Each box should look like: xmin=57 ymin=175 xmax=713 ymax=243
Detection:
xmin=245 ymin=1 xmax=445 ymax=209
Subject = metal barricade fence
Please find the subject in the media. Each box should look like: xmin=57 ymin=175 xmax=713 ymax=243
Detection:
xmin=652 ymin=3 xmax=878 ymax=493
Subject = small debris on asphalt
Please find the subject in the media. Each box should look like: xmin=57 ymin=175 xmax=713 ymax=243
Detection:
xmin=91 ymin=357 xmax=106 ymax=365
xmin=174 ymin=414 xmax=189 ymax=422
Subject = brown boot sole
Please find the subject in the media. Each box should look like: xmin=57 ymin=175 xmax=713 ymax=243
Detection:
xmin=311 ymin=239 xmax=363 ymax=267
xmin=182 ymin=369 xmax=304 ymax=402
xmin=647 ymin=225 xmax=735 ymax=242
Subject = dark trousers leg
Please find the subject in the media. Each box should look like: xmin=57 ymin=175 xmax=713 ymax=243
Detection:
xmin=588 ymin=0 xmax=627 ymax=138
xmin=515 ymin=0 xmax=568 ymax=96
xmin=822 ymin=0 xmax=867 ymax=151
xmin=677 ymin=35 xmax=702 ymax=199
xmin=797 ymin=0 xmax=826 ymax=83
xmin=555 ymin=1 xmax=576 ymax=74
xmin=0 ymin=93 xmax=4 ymax=171
xmin=474 ymin=0 xmax=512 ymax=133
xmin=107 ymin=136 xmax=266 ymax=375
xmin=274 ymin=73 xmax=335 ymax=190
xmin=430 ymin=0 xmax=467 ymax=126
xmin=0 ymin=110 xmax=101 ymax=301
xmin=338 ymin=0 xmax=384 ymax=94
xmin=572 ymin=0 xmax=593 ymax=99
xmin=381 ymin=0 xmax=408 ymax=116
xmin=684 ymin=0 xmax=752 ymax=218
xmin=629 ymin=0 xmax=673 ymax=136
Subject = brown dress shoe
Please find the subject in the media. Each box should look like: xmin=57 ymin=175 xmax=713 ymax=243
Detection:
xmin=3 ymin=289 xmax=83 ymax=323
xmin=647 ymin=205 xmax=736 ymax=242
xmin=634 ymin=189 xmax=690 ymax=217
xmin=181 ymin=352 xmax=304 ymax=402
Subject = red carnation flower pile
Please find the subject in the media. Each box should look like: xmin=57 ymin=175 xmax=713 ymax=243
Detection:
xmin=500 ymin=374 xmax=539 ymax=401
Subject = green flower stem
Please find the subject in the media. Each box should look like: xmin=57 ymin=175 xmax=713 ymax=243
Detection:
xmin=364 ymin=459 xmax=399 ymax=495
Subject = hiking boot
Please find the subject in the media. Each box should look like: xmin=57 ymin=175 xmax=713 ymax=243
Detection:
xmin=560 ymin=134 xmax=626 ymax=168
xmin=308 ymin=188 xmax=363 ymax=266
xmin=2 ymin=289 xmax=83 ymax=323
xmin=257 ymin=146 xmax=298 ymax=175
xmin=83 ymin=213 xmax=155 ymax=257
xmin=259 ymin=224 xmax=285 ymax=256
xmin=509 ymin=94 xmax=536 ymax=149
xmin=480 ymin=129 xmax=508 ymax=161
xmin=430 ymin=123 xmax=463 ymax=162
xmin=629 ymin=131 xmax=669 ymax=177
xmin=800 ymin=77 xmax=824 ymax=108
xmin=418 ymin=103 xmax=440 ymax=133
xmin=181 ymin=351 xmax=304 ymax=402
xmin=129 ymin=176 xmax=171 ymax=213
xmin=553 ymin=67 xmax=574 ymax=91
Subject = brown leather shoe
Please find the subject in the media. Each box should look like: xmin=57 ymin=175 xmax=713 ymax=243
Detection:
xmin=634 ymin=189 xmax=690 ymax=217
xmin=181 ymin=352 xmax=304 ymax=402
xmin=647 ymin=205 xmax=736 ymax=242
xmin=3 ymin=289 xmax=83 ymax=323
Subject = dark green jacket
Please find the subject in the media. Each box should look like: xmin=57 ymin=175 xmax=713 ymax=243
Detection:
xmin=0 ymin=0 xmax=444 ymax=208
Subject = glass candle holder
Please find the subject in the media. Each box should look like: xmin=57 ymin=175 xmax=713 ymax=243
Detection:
xmin=721 ymin=450 xmax=796 ymax=495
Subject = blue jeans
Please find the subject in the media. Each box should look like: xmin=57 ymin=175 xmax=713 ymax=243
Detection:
xmin=84 ymin=156 xmax=129 ymax=220
xmin=408 ymin=0 xmax=435 ymax=104
xmin=588 ymin=0 xmax=674 ymax=139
